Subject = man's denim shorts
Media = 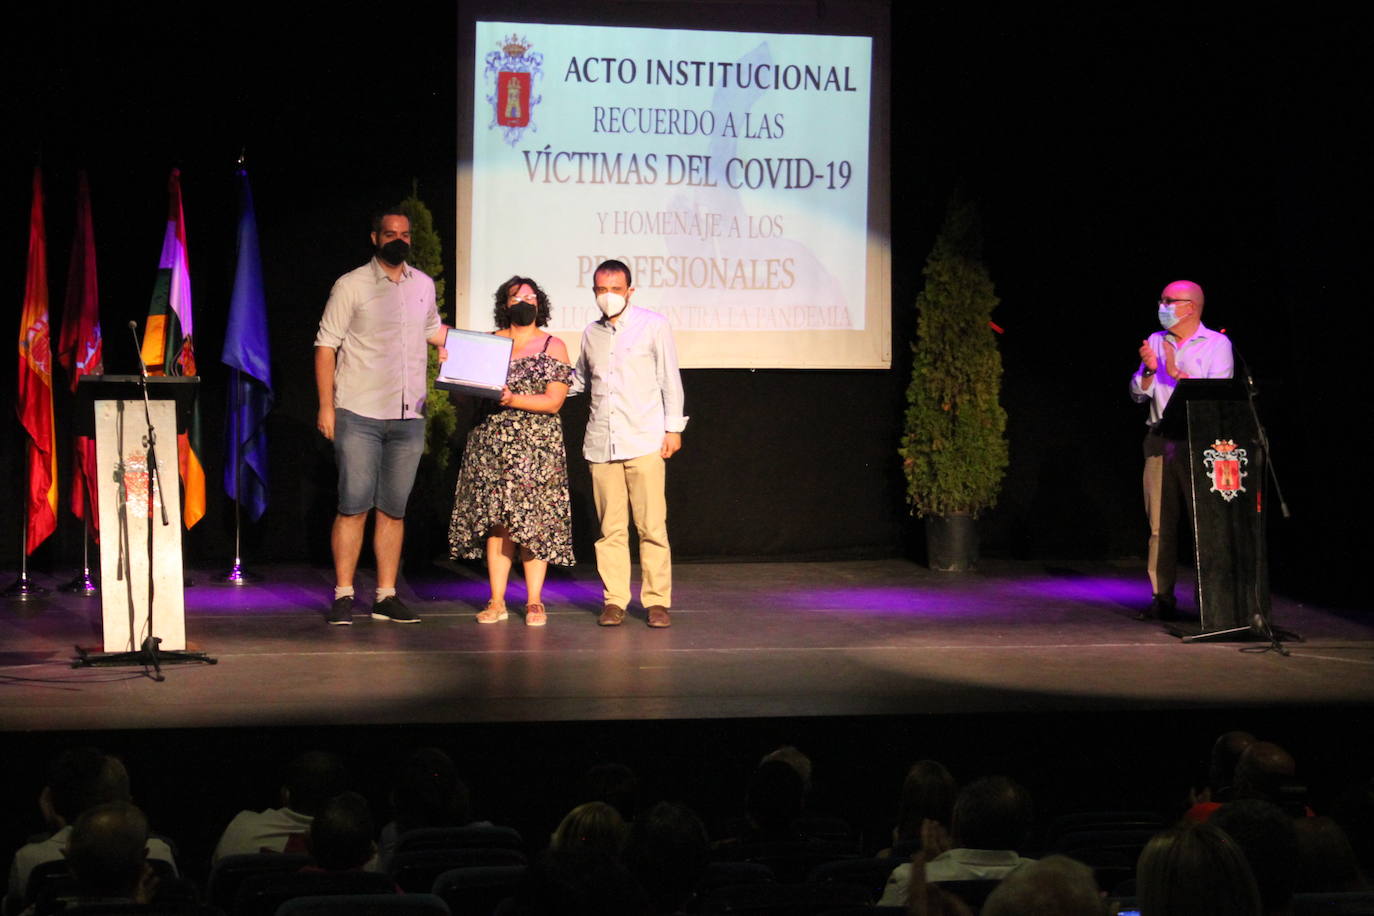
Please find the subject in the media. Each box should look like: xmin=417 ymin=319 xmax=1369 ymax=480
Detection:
xmin=333 ymin=408 xmax=426 ymax=518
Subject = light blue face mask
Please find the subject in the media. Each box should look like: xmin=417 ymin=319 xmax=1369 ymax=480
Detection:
xmin=1158 ymin=304 xmax=1180 ymax=330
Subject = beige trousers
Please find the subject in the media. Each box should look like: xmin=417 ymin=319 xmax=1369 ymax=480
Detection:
xmin=1143 ymin=437 xmax=1190 ymax=598
xmin=1143 ymin=454 xmax=1165 ymax=594
xmin=590 ymin=452 xmax=671 ymax=608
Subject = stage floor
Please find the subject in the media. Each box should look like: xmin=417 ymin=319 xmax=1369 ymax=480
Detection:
xmin=2 ymin=558 xmax=1372 ymax=732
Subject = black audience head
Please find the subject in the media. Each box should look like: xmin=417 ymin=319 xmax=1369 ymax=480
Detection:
xmin=283 ymin=750 xmax=349 ymax=817
xmin=950 ymin=776 xmax=1033 ymax=851
xmin=1209 ymin=731 xmax=1257 ymax=793
xmin=309 ymin=791 xmax=376 ymax=871
xmin=895 ymin=759 xmax=957 ymax=842
xmin=1233 ymin=742 xmax=1296 ymax=799
xmin=583 ymin=762 xmax=640 ymax=823
xmin=745 ymin=759 xmax=806 ymax=836
xmin=1293 ymin=816 xmax=1367 ymax=893
xmin=47 ymin=747 xmax=132 ymax=824
xmin=392 ymin=747 xmax=472 ymax=831
xmin=1211 ymin=798 xmax=1299 ymax=912
xmin=64 ymin=801 xmax=149 ymax=899
xmin=623 ymin=801 xmax=711 ymax=914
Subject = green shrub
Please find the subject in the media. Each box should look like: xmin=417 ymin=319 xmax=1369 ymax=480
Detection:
xmin=900 ymin=195 xmax=1008 ymax=517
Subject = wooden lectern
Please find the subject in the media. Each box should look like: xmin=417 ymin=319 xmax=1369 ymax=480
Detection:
xmin=1155 ymin=378 xmax=1271 ymax=639
xmin=76 ymin=375 xmax=198 ymax=653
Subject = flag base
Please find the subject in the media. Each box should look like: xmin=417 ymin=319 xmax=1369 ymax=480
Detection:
xmin=3 ymin=573 xmax=48 ymax=600
xmin=60 ymin=569 xmax=99 ymax=595
xmin=220 ymin=562 xmax=261 ymax=585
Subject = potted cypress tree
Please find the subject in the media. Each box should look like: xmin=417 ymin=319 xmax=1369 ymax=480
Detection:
xmin=899 ymin=195 xmax=1008 ymax=571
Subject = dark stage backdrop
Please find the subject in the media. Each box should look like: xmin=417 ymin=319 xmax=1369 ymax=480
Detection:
xmin=1 ymin=4 xmax=1367 ymax=608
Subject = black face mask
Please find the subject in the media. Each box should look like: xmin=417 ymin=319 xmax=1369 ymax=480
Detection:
xmin=377 ymin=239 xmax=410 ymax=266
xmin=508 ymin=301 xmax=538 ymax=326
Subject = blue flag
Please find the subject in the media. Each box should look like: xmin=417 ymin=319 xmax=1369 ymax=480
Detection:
xmin=221 ymin=168 xmax=273 ymax=521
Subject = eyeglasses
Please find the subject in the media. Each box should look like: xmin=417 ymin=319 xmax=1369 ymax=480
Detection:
xmin=1158 ymin=298 xmax=1194 ymax=307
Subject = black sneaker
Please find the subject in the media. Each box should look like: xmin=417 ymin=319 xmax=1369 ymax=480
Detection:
xmin=371 ymin=595 xmax=420 ymax=624
xmin=327 ymin=595 xmax=354 ymax=626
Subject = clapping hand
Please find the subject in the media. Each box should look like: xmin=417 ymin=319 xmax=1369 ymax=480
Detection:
xmin=1139 ymin=340 xmax=1158 ymax=371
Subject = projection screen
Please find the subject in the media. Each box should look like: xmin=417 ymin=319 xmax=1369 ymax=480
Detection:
xmin=457 ymin=14 xmax=890 ymax=369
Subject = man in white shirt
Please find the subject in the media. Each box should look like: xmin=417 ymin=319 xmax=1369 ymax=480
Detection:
xmin=314 ymin=211 xmax=448 ymax=625
xmin=1129 ymin=279 xmax=1234 ymax=619
xmin=6 ymin=749 xmax=178 ymax=912
xmin=878 ymin=776 xmax=1035 ymax=907
xmin=212 ymin=750 xmax=349 ymax=863
xmin=572 ymin=260 xmax=688 ymax=628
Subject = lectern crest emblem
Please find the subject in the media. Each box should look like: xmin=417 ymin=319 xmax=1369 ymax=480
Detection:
xmin=484 ymin=33 xmax=543 ymax=146
xmin=120 ymin=451 xmax=162 ymax=517
xmin=1203 ymin=439 xmax=1248 ymax=502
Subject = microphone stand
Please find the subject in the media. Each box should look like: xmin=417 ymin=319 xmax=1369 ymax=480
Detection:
xmin=1235 ymin=347 xmax=1299 ymax=653
xmin=74 ymin=323 xmax=215 ymax=678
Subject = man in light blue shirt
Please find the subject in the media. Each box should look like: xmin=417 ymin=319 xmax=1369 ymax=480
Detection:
xmin=571 ymin=260 xmax=688 ymax=628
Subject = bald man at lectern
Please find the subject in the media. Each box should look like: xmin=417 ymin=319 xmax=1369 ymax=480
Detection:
xmin=1129 ymin=280 xmax=1233 ymax=620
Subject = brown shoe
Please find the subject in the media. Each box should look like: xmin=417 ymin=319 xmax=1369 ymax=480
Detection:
xmin=525 ymin=603 xmax=547 ymax=627
xmin=646 ymin=605 xmax=671 ymax=628
xmin=598 ymin=604 xmax=626 ymax=626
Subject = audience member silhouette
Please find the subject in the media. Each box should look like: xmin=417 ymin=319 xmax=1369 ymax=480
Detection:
xmin=980 ymin=854 xmax=1103 ymax=916
xmin=5 ymin=747 xmax=178 ymax=911
xmin=61 ymin=802 xmax=158 ymax=908
xmin=212 ymin=750 xmax=349 ymax=862
xmin=511 ymin=849 xmax=645 ymax=916
xmin=550 ymin=802 xmax=628 ymax=859
xmin=1331 ymin=778 xmax=1374 ymax=887
xmin=888 ymin=760 xmax=957 ymax=856
xmin=582 ymin=763 xmax=641 ymax=824
xmin=879 ymin=776 xmax=1036 ymax=906
xmin=1186 ymin=740 xmax=1306 ymax=822
xmin=760 ymin=745 xmax=813 ymax=798
xmin=1187 ymin=731 xmax=1256 ymax=810
xmin=1136 ymin=822 xmax=1261 ymax=916
xmin=1293 ymin=816 xmax=1368 ymax=894
xmin=377 ymin=747 xmax=476 ymax=869
xmin=306 ymin=792 xmax=377 ymax=872
xmin=622 ymin=802 xmax=710 ymax=915
xmin=515 ymin=802 xmax=640 ymax=915
xmin=1211 ymin=799 xmax=1299 ymax=916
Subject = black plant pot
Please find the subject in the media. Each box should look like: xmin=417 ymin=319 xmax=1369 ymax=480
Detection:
xmin=925 ymin=514 xmax=978 ymax=572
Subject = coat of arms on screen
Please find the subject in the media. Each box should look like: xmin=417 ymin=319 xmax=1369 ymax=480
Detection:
xmin=485 ymin=34 xmax=543 ymax=145
xmin=1203 ymin=439 xmax=1248 ymax=502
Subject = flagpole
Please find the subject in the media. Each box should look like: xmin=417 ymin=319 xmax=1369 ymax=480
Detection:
xmin=4 ymin=445 xmax=48 ymax=599
xmin=222 ymin=368 xmax=257 ymax=584
xmin=60 ymin=516 xmax=98 ymax=595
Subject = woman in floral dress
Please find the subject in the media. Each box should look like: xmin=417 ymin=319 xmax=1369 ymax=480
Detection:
xmin=448 ymin=276 xmax=574 ymax=626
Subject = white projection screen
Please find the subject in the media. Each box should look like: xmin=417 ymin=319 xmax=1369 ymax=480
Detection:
xmin=456 ymin=6 xmax=891 ymax=369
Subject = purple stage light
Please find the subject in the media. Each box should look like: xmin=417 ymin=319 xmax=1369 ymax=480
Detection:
xmin=1009 ymin=575 xmax=1145 ymax=606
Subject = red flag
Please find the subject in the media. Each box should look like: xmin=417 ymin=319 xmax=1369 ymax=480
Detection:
xmin=58 ymin=170 xmax=104 ymax=532
xmin=16 ymin=167 xmax=58 ymax=553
